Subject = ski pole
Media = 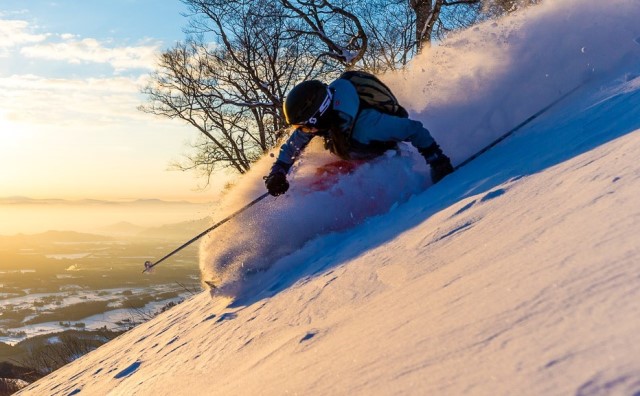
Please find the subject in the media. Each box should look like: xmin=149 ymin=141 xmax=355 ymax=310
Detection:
xmin=454 ymin=82 xmax=585 ymax=171
xmin=143 ymin=192 xmax=270 ymax=273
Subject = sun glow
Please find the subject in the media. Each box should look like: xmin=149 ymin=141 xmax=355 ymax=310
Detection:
xmin=0 ymin=112 xmax=29 ymax=155
xmin=0 ymin=115 xmax=40 ymax=202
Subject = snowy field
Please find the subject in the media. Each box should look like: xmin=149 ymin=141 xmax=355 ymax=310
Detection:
xmin=17 ymin=0 xmax=640 ymax=395
xmin=0 ymin=234 xmax=200 ymax=346
xmin=0 ymin=285 xmax=189 ymax=346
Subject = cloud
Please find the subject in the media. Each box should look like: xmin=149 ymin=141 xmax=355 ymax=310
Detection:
xmin=20 ymin=37 xmax=161 ymax=71
xmin=1 ymin=17 xmax=160 ymax=71
xmin=0 ymin=19 xmax=48 ymax=55
xmin=0 ymin=74 xmax=159 ymax=127
xmin=0 ymin=16 xmax=170 ymax=131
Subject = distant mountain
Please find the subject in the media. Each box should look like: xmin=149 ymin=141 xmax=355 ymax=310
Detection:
xmin=138 ymin=217 xmax=213 ymax=240
xmin=0 ymin=230 xmax=114 ymax=244
xmin=95 ymin=217 xmax=215 ymax=240
xmin=97 ymin=221 xmax=148 ymax=236
xmin=0 ymin=197 xmax=212 ymax=206
xmin=0 ymin=196 xmax=71 ymax=205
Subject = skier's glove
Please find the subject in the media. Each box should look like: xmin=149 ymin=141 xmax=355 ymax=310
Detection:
xmin=419 ymin=143 xmax=453 ymax=184
xmin=264 ymin=172 xmax=289 ymax=196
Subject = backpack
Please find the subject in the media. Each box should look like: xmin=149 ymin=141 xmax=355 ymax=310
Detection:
xmin=338 ymin=70 xmax=409 ymax=119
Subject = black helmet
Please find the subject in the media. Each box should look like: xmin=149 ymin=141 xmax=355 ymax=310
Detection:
xmin=283 ymin=80 xmax=332 ymax=126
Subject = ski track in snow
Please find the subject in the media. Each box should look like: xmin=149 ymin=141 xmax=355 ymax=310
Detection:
xmin=15 ymin=0 xmax=640 ymax=395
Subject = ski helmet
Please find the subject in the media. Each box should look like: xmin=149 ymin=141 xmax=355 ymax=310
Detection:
xmin=283 ymin=80 xmax=333 ymax=126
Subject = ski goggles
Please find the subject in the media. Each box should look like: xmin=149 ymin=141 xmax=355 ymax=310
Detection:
xmin=300 ymin=87 xmax=333 ymax=127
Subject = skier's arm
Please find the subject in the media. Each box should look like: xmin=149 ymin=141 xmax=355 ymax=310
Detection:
xmin=351 ymin=109 xmax=435 ymax=150
xmin=352 ymin=109 xmax=453 ymax=183
xmin=265 ymin=128 xmax=314 ymax=196
xmin=271 ymin=128 xmax=314 ymax=175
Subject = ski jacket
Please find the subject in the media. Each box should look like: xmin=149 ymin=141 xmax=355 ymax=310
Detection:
xmin=272 ymin=78 xmax=436 ymax=174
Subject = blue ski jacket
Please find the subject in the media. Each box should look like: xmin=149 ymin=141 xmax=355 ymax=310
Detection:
xmin=272 ymin=78 xmax=436 ymax=174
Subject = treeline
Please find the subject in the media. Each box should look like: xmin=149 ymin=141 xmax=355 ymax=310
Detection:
xmin=0 ymin=329 xmax=121 ymax=395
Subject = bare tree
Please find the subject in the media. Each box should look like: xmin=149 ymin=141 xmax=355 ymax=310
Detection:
xmin=279 ymin=0 xmax=539 ymax=70
xmin=363 ymin=0 xmax=541 ymax=62
xmin=20 ymin=334 xmax=98 ymax=375
xmin=325 ymin=1 xmax=406 ymax=72
xmin=141 ymin=0 xmax=332 ymax=181
xmin=409 ymin=0 xmax=486 ymax=52
xmin=278 ymin=0 xmax=368 ymax=70
xmin=0 ymin=377 xmax=29 ymax=395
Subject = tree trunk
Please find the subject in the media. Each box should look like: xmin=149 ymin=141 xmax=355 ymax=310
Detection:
xmin=410 ymin=0 xmax=433 ymax=52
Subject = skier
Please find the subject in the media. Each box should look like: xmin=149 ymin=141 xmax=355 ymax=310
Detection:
xmin=264 ymin=76 xmax=454 ymax=197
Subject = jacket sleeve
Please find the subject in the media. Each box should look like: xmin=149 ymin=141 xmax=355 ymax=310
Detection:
xmin=351 ymin=108 xmax=436 ymax=150
xmin=272 ymin=128 xmax=314 ymax=174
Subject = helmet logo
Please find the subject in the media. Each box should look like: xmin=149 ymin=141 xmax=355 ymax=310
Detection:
xmin=305 ymin=87 xmax=332 ymax=126
xmin=318 ymin=89 xmax=332 ymax=114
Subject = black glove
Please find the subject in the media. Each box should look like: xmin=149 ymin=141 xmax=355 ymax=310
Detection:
xmin=429 ymin=156 xmax=454 ymax=184
xmin=419 ymin=143 xmax=454 ymax=184
xmin=264 ymin=172 xmax=289 ymax=196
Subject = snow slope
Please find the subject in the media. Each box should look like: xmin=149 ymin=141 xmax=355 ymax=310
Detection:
xmin=17 ymin=0 xmax=640 ymax=395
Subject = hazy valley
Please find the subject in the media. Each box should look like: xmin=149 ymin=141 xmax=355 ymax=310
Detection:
xmin=0 ymin=199 xmax=215 ymax=371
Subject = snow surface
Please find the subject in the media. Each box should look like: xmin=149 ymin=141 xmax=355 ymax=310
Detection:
xmin=17 ymin=0 xmax=640 ymax=394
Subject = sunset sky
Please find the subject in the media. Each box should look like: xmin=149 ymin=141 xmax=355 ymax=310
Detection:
xmin=0 ymin=0 xmax=229 ymax=202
